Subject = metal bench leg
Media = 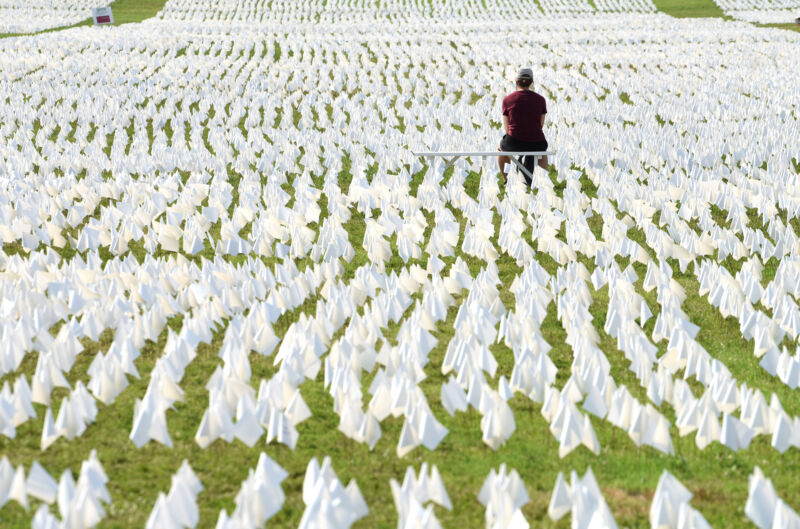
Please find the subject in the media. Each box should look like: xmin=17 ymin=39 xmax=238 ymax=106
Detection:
xmin=425 ymin=155 xmax=462 ymax=171
xmin=443 ymin=155 xmax=461 ymax=170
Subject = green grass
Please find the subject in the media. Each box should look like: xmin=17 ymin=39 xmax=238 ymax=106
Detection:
xmin=1 ymin=162 xmax=799 ymax=529
xmin=758 ymin=22 xmax=800 ymax=33
xmin=652 ymin=0 xmax=725 ymax=18
xmin=1 ymin=1 xmax=800 ymax=528
xmin=0 ymin=18 xmax=91 ymax=39
xmin=104 ymin=0 xmax=169 ymax=25
xmin=654 ymin=0 xmax=800 ymax=34
xmin=0 ymin=0 xmax=796 ymax=42
xmin=0 ymin=0 xmax=166 ymax=39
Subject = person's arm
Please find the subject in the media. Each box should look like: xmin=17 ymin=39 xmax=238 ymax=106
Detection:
xmin=502 ymin=114 xmax=511 ymax=134
xmin=541 ymin=97 xmax=548 ymax=129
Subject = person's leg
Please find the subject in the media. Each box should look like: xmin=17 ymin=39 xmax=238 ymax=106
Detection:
xmin=538 ymin=155 xmax=548 ymax=171
xmin=522 ymin=156 xmax=535 ymax=186
xmin=497 ymin=153 xmax=510 ymax=176
xmin=497 ymin=138 xmax=511 ymax=183
xmin=537 ymin=140 xmax=549 ymax=171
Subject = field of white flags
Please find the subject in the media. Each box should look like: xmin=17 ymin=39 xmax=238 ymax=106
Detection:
xmin=0 ymin=0 xmax=105 ymax=34
xmin=713 ymin=0 xmax=800 ymax=23
xmin=1 ymin=0 xmax=800 ymax=527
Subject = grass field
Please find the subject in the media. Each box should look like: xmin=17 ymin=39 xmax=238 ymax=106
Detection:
xmin=0 ymin=1 xmax=799 ymax=529
xmin=759 ymin=22 xmax=800 ymax=32
xmin=0 ymin=0 xmax=165 ymax=39
xmin=0 ymin=0 xmax=797 ymax=39
xmin=653 ymin=0 xmax=725 ymax=18
xmin=7 ymin=164 xmax=800 ymax=528
xmin=2 ymin=154 xmax=799 ymax=526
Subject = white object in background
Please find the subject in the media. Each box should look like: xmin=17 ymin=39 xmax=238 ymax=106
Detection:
xmin=547 ymin=472 xmax=572 ymax=521
xmin=130 ymin=386 xmax=173 ymax=448
xmin=391 ymin=464 xmax=451 ymax=529
xmin=26 ymin=461 xmax=58 ymax=505
xmin=146 ymin=460 xmax=203 ymax=529
xmin=7 ymin=464 xmax=27 ymax=510
xmin=215 ymin=453 xmax=286 ymax=528
xmin=299 ymin=456 xmax=368 ymax=529
xmin=745 ymin=466 xmax=800 ymax=529
xmin=548 ymin=468 xmax=618 ymax=529
xmin=9 ymin=452 xmax=110 ymax=527
xmin=92 ymin=7 xmax=113 ymax=25
xmin=649 ymin=470 xmax=710 ymax=529
xmin=478 ymin=464 xmax=530 ymax=529
xmin=0 ymin=456 xmax=13 ymax=509
xmin=720 ymin=413 xmax=755 ymax=452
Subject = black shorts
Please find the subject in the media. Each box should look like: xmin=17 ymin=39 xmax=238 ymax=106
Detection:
xmin=499 ymin=134 xmax=548 ymax=184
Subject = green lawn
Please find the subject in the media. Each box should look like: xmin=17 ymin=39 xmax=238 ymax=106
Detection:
xmin=0 ymin=0 xmax=797 ymax=41
xmin=1 ymin=158 xmax=799 ymax=528
xmin=652 ymin=0 xmax=725 ymax=18
xmin=0 ymin=0 xmax=166 ymax=39
xmin=104 ymin=0 xmax=168 ymax=24
xmin=758 ymin=22 xmax=800 ymax=33
xmin=0 ymin=1 xmax=799 ymax=529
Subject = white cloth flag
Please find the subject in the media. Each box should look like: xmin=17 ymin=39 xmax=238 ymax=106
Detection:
xmin=548 ymin=468 xmax=618 ymax=529
xmin=746 ymin=466 xmax=800 ymax=529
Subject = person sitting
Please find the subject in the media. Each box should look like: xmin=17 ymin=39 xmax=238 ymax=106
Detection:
xmin=497 ymin=68 xmax=549 ymax=187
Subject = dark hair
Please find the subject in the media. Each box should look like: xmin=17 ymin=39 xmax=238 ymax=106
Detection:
xmin=516 ymin=78 xmax=532 ymax=88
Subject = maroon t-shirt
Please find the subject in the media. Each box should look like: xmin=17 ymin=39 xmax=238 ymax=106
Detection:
xmin=502 ymin=90 xmax=547 ymax=143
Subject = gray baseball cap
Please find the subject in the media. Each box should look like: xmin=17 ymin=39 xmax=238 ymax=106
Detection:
xmin=517 ymin=68 xmax=533 ymax=80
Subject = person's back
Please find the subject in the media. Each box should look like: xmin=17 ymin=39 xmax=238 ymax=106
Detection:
xmin=502 ymin=90 xmax=547 ymax=144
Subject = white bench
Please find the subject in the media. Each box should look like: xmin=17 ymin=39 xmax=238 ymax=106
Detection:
xmin=413 ymin=150 xmax=555 ymax=182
